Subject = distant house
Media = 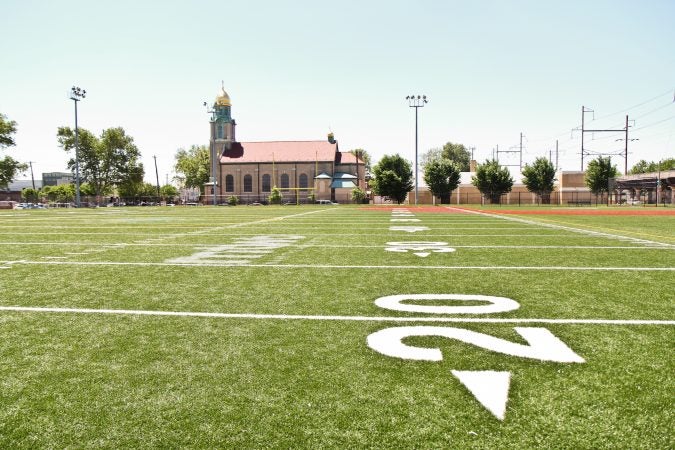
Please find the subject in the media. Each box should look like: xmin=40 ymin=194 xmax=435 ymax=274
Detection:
xmin=205 ymin=85 xmax=365 ymax=204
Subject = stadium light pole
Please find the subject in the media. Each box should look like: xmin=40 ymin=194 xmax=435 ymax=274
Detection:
xmin=69 ymin=86 xmax=86 ymax=207
xmin=406 ymin=95 xmax=428 ymax=205
xmin=203 ymin=101 xmax=217 ymax=206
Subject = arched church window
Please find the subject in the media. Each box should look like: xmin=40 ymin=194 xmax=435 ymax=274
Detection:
xmin=262 ymin=174 xmax=271 ymax=192
xmin=280 ymin=173 xmax=290 ymax=189
xmin=217 ymin=124 xmax=223 ymax=140
xmin=299 ymin=173 xmax=308 ymax=190
xmin=225 ymin=175 xmax=234 ymax=192
xmin=243 ymin=174 xmax=253 ymax=193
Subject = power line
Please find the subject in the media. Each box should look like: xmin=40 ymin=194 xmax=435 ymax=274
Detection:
xmin=633 ymin=114 xmax=675 ymax=131
xmin=592 ymin=88 xmax=673 ymax=121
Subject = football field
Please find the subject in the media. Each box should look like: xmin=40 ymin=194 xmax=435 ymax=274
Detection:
xmin=1 ymin=205 xmax=673 ymax=448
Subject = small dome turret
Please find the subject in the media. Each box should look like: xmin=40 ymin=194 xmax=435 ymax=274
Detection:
xmin=215 ymin=82 xmax=231 ymax=107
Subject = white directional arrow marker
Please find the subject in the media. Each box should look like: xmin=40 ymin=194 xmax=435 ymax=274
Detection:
xmin=451 ymin=370 xmax=511 ymax=420
xmin=413 ymin=252 xmax=430 ymax=257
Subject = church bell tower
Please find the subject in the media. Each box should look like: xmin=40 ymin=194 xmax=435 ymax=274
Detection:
xmin=208 ymin=83 xmax=236 ymax=201
xmin=210 ymin=82 xmax=236 ymax=151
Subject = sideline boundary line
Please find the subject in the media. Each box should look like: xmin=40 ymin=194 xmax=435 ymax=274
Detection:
xmin=448 ymin=207 xmax=673 ymax=247
xmin=7 ymin=260 xmax=675 ymax=271
xmin=1 ymin=306 xmax=673 ymax=325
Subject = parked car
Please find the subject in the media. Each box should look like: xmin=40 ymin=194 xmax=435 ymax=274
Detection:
xmin=316 ymin=199 xmax=338 ymax=205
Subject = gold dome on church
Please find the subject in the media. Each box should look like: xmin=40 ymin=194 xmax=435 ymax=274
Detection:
xmin=215 ymin=84 xmax=231 ymax=107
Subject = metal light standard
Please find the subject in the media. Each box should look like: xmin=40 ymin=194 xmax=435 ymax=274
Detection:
xmin=69 ymin=86 xmax=86 ymax=207
xmin=203 ymin=101 xmax=217 ymax=206
xmin=406 ymin=95 xmax=428 ymax=205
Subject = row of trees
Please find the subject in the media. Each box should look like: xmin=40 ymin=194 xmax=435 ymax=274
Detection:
xmin=2 ymin=111 xmax=188 ymax=203
xmin=22 ymin=182 xmax=180 ymax=204
xmin=369 ymin=141 xmax=624 ymax=204
xmin=629 ymin=158 xmax=675 ymax=174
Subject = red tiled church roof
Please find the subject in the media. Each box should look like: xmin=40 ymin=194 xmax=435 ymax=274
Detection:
xmin=220 ymin=141 xmax=339 ymax=164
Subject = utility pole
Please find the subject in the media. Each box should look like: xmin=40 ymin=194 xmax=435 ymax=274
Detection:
xmin=497 ymin=135 xmax=522 ymax=170
xmin=28 ymin=161 xmax=35 ymax=190
xmin=581 ymin=106 xmax=587 ymax=171
xmin=153 ymin=155 xmax=160 ymax=201
xmin=555 ymin=139 xmax=559 ymax=170
xmin=579 ymin=106 xmax=629 ymax=171
xmin=624 ymin=115 xmax=628 ymax=174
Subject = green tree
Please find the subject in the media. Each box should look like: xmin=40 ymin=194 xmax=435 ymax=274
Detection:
xmin=160 ymin=184 xmax=179 ymax=199
xmin=441 ymin=142 xmax=471 ymax=172
xmin=585 ymin=156 xmax=618 ymax=195
xmin=79 ymin=182 xmax=97 ymax=196
xmin=0 ymin=156 xmax=27 ymax=189
xmin=522 ymin=157 xmax=556 ymax=201
xmin=351 ymin=187 xmax=366 ymax=204
xmin=420 ymin=148 xmax=443 ymax=169
xmin=57 ymin=126 xmax=142 ymax=199
xmin=0 ymin=113 xmax=18 ymax=148
xmin=423 ymin=159 xmax=461 ymax=204
xmin=630 ymin=158 xmax=675 ymax=174
xmin=371 ymin=154 xmax=413 ymax=204
xmin=471 ymin=159 xmax=514 ymax=204
xmin=175 ymin=145 xmax=210 ymax=192
xmin=45 ymin=184 xmax=75 ymax=203
xmin=21 ymin=187 xmax=39 ymax=203
xmin=268 ymin=186 xmax=282 ymax=205
xmin=0 ymin=113 xmax=27 ymax=189
xmin=116 ymin=163 xmax=145 ymax=198
xmin=139 ymin=183 xmax=159 ymax=198
xmin=349 ymin=148 xmax=372 ymax=171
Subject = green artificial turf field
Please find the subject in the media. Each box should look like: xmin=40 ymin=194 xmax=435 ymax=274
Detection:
xmin=1 ymin=205 xmax=673 ymax=448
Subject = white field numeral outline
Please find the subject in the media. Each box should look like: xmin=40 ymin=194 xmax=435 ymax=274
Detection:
xmin=366 ymin=294 xmax=585 ymax=420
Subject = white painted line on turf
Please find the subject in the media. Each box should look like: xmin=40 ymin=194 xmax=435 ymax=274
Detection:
xmin=14 ymin=260 xmax=675 ymax=271
xmin=225 ymin=208 xmax=333 ymax=228
xmin=448 ymin=207 xmax=674 ymax=248
xmin=5 ymin=242 xmax=669 ymax=250
xmin=0 ymin=306 xmax=673 ymax=325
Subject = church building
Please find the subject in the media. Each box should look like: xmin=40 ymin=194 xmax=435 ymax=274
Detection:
xmin=207 ymin=85 xmax=365 ymax=204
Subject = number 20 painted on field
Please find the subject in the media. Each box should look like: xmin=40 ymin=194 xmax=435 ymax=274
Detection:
xmin=367 ymin=295 xmax=585 ymax=363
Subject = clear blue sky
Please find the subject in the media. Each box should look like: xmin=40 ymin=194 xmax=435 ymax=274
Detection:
xmin=2 ymin=0 xmax=674 ymax=184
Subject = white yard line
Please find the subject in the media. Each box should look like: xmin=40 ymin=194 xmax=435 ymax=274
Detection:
xmin=12 ymin=260 xmax=675 ymax=270
xmin=224 ymin=209 xmax=332 ymax=228
xmin=447 ymin=207 xmax=674 ymax=247
xmin=2 ymin=242 xmax=669 ymax=249
xmin=0 ymin=305 xmax=672 ymax=325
